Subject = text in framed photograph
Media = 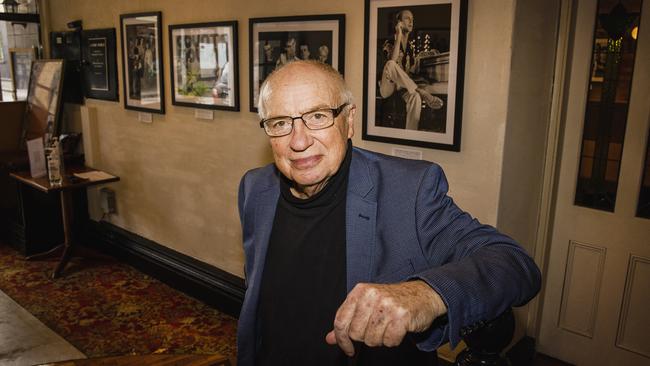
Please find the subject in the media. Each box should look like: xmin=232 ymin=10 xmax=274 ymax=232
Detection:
xmin=363 ymin=0 xmax=467 ymax=151
xmin=8 ymin=47 xmax=38 ymax=101
xmin=120 ymin=11 xmax=165 ymax=114
xmin=169 ymin=21 xmax=239 ymax=111
xmin=81 ymin=28 xmax=118 ymax=101
xmin=249 ymin=14 xmax=345 ymax=112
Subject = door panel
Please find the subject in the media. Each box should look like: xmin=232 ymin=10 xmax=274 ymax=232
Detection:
xmin=538 ymin=0 xmax=650 ymax=364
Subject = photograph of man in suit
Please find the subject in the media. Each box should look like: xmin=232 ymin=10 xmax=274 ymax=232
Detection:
xmin=237 ymin=60 xmax=541 ymax=366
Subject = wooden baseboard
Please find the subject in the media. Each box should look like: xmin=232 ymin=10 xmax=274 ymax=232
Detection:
xmin=84 ymin=220 xmax=245 ymax=318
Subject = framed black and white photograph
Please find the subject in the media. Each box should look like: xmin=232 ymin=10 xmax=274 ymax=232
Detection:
xmin=169 ymin=21 xmax=239 ymax=111
xmin=249 ymin=14 xmax=345 ymax=112
xmin=120 ymin=11 xmax=164 ymax=114
xmin=81 ymin=28 xmax=118 ymax=101
xmin=363 ymin=0 xmax=467 ymax=151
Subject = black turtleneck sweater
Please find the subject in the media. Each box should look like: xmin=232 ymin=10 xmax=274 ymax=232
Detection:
xmin=256 ymin=141 xmax=352 ymax=365
xmin=256 ymin=141 xmax=438 ymax=365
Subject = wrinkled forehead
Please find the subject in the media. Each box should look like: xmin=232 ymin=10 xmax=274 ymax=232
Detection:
xmin=266 ymin=67 xmax=339 ymax=115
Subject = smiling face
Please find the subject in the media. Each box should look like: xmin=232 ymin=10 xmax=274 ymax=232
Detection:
xmin=263 ymin=63 xmax=355 ymax=198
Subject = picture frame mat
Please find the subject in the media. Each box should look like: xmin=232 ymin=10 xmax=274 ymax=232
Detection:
xmin=120 ymin=12 xmax=164 ymax=113
xmin=170 ymin=23 xmax=237 ymax=109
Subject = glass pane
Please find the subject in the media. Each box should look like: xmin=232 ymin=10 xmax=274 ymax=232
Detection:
xmin=574 ymin=0 xmax=643 ymax=211
xmin=638 ymin=129 xmax=650 ymax=218
xmin=0 ymin=0 xmax=39 ymax=14
xmin=0 ymin=20 xmax=40 ymax=101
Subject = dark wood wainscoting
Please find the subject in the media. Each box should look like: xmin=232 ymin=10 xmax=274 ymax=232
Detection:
xmin=85 ymin=221 xmax=245 ymax=318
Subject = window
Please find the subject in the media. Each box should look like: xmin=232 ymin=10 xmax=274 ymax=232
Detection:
xmin=0 ymin=2 xmax=40 ymax=101
xmin=574 ymin=0 xmax=643 ymax=211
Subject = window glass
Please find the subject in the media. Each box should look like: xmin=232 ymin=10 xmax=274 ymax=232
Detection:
xmin=0 ymin=0 xmax=38 ymax=14
xmin=574 ymin=0 xmax=643 ymax=211
xmin=0 ymin=20 xmax=40 ymax=101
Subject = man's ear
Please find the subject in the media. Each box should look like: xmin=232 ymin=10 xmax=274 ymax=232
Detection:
xmin=346 ymin=104 xmax=356 ymax=139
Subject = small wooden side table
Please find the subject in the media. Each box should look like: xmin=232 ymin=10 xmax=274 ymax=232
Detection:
xmin=10 ymin=166 xmax=119 ymax=278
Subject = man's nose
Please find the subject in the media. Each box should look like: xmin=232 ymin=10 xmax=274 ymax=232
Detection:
xmin=289 ymin=118 xmax=313 ymax=152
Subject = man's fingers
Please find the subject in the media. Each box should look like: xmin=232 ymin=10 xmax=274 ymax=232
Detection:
xmin=363 ymin=303 xmax=391 ymax=347
xmin=332 ymin=295 xmax=358 ymax=356
xmin=333 ymin=322 xmax=356 ymax=356
xmin=348 ymin=289 xmax=377 ymax=341
xmin=329 ymin=282 xmax=442 ymax=354
xmin=383 ymin=318 xmax=408 ymax=347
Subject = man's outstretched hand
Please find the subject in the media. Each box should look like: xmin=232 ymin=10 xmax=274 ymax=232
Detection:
xmin=325 ymin=280 xmax=447 ymax=356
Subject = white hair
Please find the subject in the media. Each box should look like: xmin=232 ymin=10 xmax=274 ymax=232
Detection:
xmin=257 ymin=60 xmax=353 ymax=119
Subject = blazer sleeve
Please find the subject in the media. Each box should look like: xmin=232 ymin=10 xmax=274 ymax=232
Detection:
xmin=409 ymin=164 xmax=541 ymax=350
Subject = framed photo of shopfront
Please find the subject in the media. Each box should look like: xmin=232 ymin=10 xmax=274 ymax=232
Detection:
xmin=120 ymin=11 xmax=165 ymax=114
xmin=81 ymin=28 xmax=118 ymax=101
xmin=363 ymin=0 xmax=467 ymax=151
xmin=249 ymin=14 xmax=345 ymax=112
xmin=169 ymin=21 xmax=239 ymax=111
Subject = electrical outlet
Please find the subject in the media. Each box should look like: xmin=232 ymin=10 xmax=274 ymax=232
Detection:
xmin=100 ymin=187 xmax=117 ymax=214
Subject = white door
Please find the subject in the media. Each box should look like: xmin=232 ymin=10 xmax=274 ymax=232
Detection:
xmin=537 ymin=0 xmax=650 ymax=365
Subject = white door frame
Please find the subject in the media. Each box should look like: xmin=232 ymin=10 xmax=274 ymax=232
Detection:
xmin=525 ymin=0 xmax=575 ymax=338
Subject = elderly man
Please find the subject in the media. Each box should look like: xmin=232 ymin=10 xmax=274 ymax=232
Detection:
xmin=238 ymin=60 xmax=540 ymax=365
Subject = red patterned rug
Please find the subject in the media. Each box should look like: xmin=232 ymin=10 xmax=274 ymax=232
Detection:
xmin=0 ymin=243 xmax=237 ymax=358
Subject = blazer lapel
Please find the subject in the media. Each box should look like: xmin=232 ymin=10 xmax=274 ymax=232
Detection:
xmin=250 ymin=184 xmax=279 ymax=292
xmin=346 ymin=149 xmax=377 ymax=291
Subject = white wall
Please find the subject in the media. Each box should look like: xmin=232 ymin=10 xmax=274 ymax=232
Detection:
xmin=45 ymin=0 xmax=519 ymax=280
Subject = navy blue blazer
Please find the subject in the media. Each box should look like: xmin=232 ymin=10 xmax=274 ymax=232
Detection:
xmin=237 ymin=147 xmax=541 ymax=366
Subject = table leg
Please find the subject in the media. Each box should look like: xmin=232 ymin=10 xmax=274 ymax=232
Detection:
xmin=52 ymin=189 xmax=74 ymax=279
xmin=26 ymin=243 xmax=65 ymax=260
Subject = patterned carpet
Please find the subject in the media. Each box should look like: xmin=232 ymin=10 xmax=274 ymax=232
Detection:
xmin=0 ymin=243 xmax=238 ymax=358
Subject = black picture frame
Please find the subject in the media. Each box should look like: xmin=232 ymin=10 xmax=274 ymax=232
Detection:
xmin=249 ymin=14 xmax=346 ymax=112
xmin=362 ymin=0 xmax=467 ymax=151
xmin=81 ymin=28 xmax=119 ymax=101
xmin=119 ymin=11 xmax=165 ymax=114
xmin=168 ymin=21 xmax=239 ymax=111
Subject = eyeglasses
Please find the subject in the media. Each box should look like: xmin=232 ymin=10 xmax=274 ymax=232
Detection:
xmin=259 ymin=103 xmax=349 ymax=137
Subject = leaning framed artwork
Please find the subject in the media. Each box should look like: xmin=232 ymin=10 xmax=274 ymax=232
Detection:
xmin=120 ymin=11 xmax=165 ymax=114
xmin=21 ymin=60 xmax=65 ymax=146
xmin=362 ymin=0 xmax=467 ymax=151
xmin=169 ymin=21 xmax=239 ymax=111
xmin=249 ymin=14 xmax=345 ymax=112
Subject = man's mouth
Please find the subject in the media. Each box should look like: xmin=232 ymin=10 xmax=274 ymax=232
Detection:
xmin=291 ymin=155 xmax=322 ymax=169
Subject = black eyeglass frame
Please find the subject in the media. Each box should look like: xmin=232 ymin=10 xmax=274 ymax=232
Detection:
xmin=259 ymin=103 xmax=349 ymax=136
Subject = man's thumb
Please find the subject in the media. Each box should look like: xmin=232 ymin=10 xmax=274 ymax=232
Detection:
xmin=325 ymin=330 xmax=337 ymax=345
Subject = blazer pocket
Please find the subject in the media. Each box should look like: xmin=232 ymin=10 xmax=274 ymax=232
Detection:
xmin=374 ymin=259 xmax=416 ymax=283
